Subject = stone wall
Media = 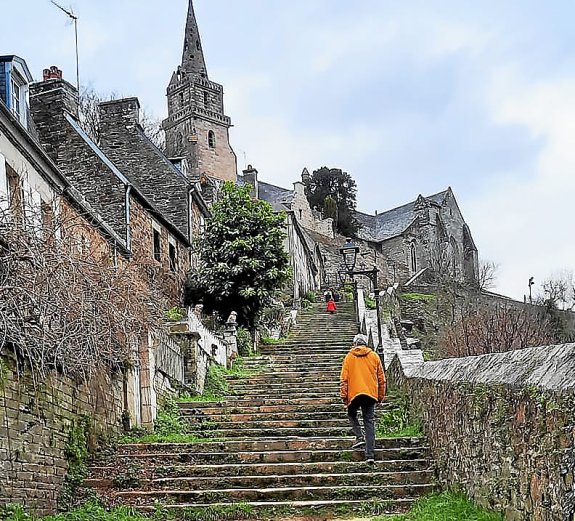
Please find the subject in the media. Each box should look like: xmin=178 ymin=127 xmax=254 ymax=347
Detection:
xmin=390 ymin=344 xmax=575 ymax=521
xmin=0 ymin=356 xmax=123 ymax=515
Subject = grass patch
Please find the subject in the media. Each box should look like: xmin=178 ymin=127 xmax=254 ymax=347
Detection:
xmin=365 ymin=295 xmax=377 ymax=310
xmin=0 ymin=500 xmax=255 ymax=521
xmin=400 ymin=292 xmax=436 ymax=302
xmin=374 ymin=491 xmax=503 ymax=521
xmin=260 ymin=336 xmax=288 ymax=345
xmin=377 ymin=399 xmax=423 ymax=439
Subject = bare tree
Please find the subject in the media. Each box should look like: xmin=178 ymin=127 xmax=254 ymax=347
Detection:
xmin=79 ymin=86 xmax=165 ymax=150
xmin=477 ymin=259 xmax=499 ymax=290
xmin=539 ymin=270 xmax=575 ymax=311
xmin=438 ymin=303 xmax=559 ymax=358
xmin=0 ymin=192 xmax=165 ymax=382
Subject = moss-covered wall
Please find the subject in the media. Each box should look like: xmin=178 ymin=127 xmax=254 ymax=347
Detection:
xmin=389 ymin=344 xmax=575 ymax=521
xmin=0 ymin=356 xmax=123 ymax=515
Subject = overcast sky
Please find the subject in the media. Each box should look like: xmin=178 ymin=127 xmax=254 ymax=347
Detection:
xmin=2 ymin=0 xmax=574 ymax=300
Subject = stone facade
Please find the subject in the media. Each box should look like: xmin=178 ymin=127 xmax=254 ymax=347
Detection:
xmin=356 ymin=188 xmax=479 ymax=286
xmin=390 ymin=344 xmax=575 ymax=521
xmin=162 ymin=1 xmax=237 ymax=183
xmin=0 ymin=356 xmax=123 ymax=515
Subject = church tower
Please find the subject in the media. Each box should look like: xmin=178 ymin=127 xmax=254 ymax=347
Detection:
xmin=162 ymin=0 xmax=237 ymax=183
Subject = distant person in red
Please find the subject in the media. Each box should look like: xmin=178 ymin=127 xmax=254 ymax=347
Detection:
xmin=326 ymin=298 xmax=337 ymax=314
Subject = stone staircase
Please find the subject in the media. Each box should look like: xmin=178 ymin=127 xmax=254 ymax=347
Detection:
xmin=88 ymin=302 xmax=435 ymax=518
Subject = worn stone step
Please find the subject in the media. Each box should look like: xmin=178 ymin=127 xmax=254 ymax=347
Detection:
xmin=116 ymin=437 xmax=426 ymax=455
xmin=134 ymin=498 xmax=415 ymax=517
xmin=118 ymin=447 xmax=429 ymax=465
xmin=89 ymin=458 xmax=432 ymax=481
xmin=124 ymin=470 xmax=432 ymax=492
xmin=180 ymin=396 xmax=343 ymax=408
xmin=181 ymin=410 xmax=370 ymax=422
xmin=222 ymin=390 xmax=338 ymax=400
xmin=113 ymin=483 xmax=434 ymax=504
xmin=179 ymin=402 xmax=379 ymax=415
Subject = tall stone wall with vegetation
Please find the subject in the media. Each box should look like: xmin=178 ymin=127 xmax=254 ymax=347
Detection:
xmin=0 ymin=355 xmax=123 ymax=515
xmin=389 ymin=344 xmax=575 ymax=521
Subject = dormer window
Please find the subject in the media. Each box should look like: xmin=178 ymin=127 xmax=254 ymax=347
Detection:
xmin=11 ymin=79 xmax=22 ymax=119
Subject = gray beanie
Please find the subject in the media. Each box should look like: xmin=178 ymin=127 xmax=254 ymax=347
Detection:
xmin=353 ymin=334 xmax=368 ymax=346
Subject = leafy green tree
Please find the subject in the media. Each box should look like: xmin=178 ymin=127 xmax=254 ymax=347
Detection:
xmin=304 ymin=167 xmax=360 ymax=236
xmin=183 ymin=182 xmax=291 ymax=327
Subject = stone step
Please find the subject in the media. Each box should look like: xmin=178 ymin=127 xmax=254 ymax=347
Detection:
xmin=117 ymin=447 xmax=429 ymax=465
xmin=181 ymin=410 xmax=368 ymax=422
xmin=179 ymin=402 xmax=371 ymax=415
xmin=222 ymin=390 xmax=338 ymax=400
xmin=92 ymin=470 xmax=433 ymax=493
xmin=228 ymin=381 xmax=338 ymax=391
xmin=133 ymin=498 xmax=415 ymax=517
xmin=89 ymin=458 xmax=432 ymax=480
xmin=112 ymin=483 xmax=434 ymax=504
xmin=180 ymin=396 xmax=343 ymax=408
xmin=116 ymin=437 xmax=425 ymax=455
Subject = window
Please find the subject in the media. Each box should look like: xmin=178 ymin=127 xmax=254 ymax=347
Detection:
xmin=153 ymin=228 xmax=161 ymax=262
xmin=204 ymin=91 xmax=209 ymax=108
xmin=11 ymin=79 xmax=21 ymax=119
xmin=168 ymin=238 xmax=177 ymax=272
xmin=208 ymin=130 xmax=216 ymax=149
xmin=410 ymin=243 xmax=417 ymax=273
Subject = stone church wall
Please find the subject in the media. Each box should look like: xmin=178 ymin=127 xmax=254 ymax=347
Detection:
xmin=0 ymin=355 xmax=123 ymax=515
xmin=389 ymin=344 xmax=575 ymax=521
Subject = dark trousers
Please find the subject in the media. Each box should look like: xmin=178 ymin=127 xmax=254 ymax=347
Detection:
xmin=347 ymin=394 xmax=376 ymax=459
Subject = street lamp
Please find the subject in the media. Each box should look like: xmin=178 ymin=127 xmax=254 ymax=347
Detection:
xmin=529 ymin=276 xmax=535 ymax=304
xmin=339 ymin=240 xmax=385 ymax=367
xmin=339 ymin=238 xmax=360 ymax=273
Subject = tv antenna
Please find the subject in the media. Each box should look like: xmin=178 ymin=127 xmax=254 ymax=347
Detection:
xmin=51 ymin=1 xmax=80 ymax=91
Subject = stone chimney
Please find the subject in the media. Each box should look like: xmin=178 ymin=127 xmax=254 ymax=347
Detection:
xmin=43 ymin=66 xmax=63 ymax=81
xmin=301 ymin=167 xmax=311 ymax=184
xmin=30 ymin=67 xmax=79 ymax=120
xmin=242 ymin=165 xmax=258 ymax=199
xmin=98 ymin=97 xmax=141 ymax=129
xmin=29 ymin=68 xmax=80 ymax=160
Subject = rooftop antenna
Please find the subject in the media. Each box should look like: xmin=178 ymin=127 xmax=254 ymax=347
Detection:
xmin=51 ymin=1 xmax=80 ymax=91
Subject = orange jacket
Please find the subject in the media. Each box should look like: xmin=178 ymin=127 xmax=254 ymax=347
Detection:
xmin=340 ymin=346 xmax=385 ymax=405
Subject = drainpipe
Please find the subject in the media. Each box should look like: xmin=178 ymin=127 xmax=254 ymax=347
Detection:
xmin=125 ymin=185 xmax=132 ymax=251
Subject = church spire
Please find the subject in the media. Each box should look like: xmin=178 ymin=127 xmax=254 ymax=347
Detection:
xmin=181 ymin=0 xmax=208 ymax=77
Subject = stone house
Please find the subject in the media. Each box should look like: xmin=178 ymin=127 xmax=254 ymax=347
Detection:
xmin=355 ymin=188 xmax=479 ymax=286
xmin=0 ymin=59 xmax=127 ymax=513
xmin=28 ymin=66 xmax=211 ymax=427
xmin=162 ymin=0 xmax=237 ymax=185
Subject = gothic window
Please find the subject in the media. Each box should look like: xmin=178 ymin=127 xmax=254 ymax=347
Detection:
xmin=176 ymin=132 xmax=184 ymax=153
xmin=208 ymin=130 xmax=216 ymax=149
xmin=410 ymin=243 xmax=417 ymax=273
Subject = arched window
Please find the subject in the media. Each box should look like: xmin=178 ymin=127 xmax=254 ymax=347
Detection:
xmin=208 ymin=130 xmax=216 ymax=149
xmin=410 ymin=243 xmax=417 ymax=273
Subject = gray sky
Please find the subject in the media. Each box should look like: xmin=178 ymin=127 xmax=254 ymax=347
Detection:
xmin=2 ymin=0 xmax=574 ymax=299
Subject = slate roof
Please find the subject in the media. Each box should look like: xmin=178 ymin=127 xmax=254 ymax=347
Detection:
xmin=356 ymin=190 xmax=450 ymax=242
xmin=258 ymin=181 xmax=294 ymax=212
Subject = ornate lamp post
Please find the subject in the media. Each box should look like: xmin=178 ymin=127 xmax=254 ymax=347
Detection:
xmin=339 ymin=239 xmax=384 ymax=366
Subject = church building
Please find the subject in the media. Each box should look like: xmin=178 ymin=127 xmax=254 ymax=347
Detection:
xmin=162 ymin=0 xmax=237 ymax=184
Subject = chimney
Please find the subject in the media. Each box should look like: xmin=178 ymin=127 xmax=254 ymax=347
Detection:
xmin=43 ymin=66 xmax=63 ymax=81
xmin=375 ymin=210 xmax=378 ymax=216
xmin=242 ymin=164 xmax=258 ymax=199
xmin=98 ymin=97 xmax=141 ymax=129
xmin=301 ymin=167 xmax=311 ymax=184
xmin=30 ymin=66 xmax=79 ymax=119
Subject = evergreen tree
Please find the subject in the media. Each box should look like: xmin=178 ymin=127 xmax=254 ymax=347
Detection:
xmin=183 ymin=182 xmax=291 ymax=327
xmin=304 ymin=167 xmax=360 ymax=236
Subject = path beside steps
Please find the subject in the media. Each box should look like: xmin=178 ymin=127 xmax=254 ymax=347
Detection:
xmin=87 ymin=302 xmax=435 ymax=519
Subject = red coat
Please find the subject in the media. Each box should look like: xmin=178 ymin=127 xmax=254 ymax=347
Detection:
xmin=327 ymin=300 xmax=337 ymax=312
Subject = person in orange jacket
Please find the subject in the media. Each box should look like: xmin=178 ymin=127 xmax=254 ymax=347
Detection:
xmin=340 ymin=334 xmax=386 ymax=464
xmin=326 ymin=298 xmax=337 ymax=313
